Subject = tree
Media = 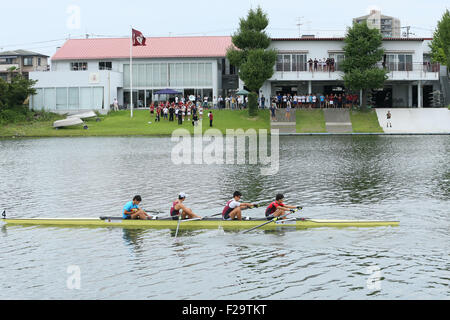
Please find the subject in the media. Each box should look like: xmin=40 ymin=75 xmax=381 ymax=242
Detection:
xmin=430 ymin=9 xmax=450 ymax=69
xmin=0 ymin=74 xmax=37 ymax=110
xmin=342 ymin=21 xmax=388 ymax=110
xmin=227 ymin=6 xmax=277 ymax=116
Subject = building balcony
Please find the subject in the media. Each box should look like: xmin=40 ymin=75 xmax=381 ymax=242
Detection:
xmin=379 ymin=62 xmax=440 ymax=81
xmin=0 ymin=64 xmax=20 ymax=72
xmin=270 ymin=62 xmax=440 ymax=82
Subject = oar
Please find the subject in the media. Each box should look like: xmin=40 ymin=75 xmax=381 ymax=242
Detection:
xmin=174 ymin=214 xmax=182 ymax=238
xmin=143 ymin=209 xmax=164 ymax=215
xmin=174 ymin=217 xmax=205 ymax=238
xmin=241 ymin=208 xmax=301 ymax=234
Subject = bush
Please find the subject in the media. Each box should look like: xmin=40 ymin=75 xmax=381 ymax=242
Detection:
xmin=0 ymin=106 xmax=60 ymax=125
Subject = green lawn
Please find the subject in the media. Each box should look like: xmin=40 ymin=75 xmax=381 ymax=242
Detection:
xmin=0 ymin=109 xmax=270 ymax=138
xmin=296 ymin=109 xmax=326 ymax=133
xmin=350 ymin=110 xmax=384 ymax=133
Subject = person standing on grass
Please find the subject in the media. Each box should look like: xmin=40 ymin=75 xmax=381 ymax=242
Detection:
xmin=260 ymin=95 xmax=266 ymax=109
xmin=208 ymin=111 xmax=214 ymax=127
xmin=177 ymin=107 xmax=183 ymax=125
xmin=169 ymin=105 xmax=174 ymax=122
xmin=270 ymin=100 xmax=277 ymax=121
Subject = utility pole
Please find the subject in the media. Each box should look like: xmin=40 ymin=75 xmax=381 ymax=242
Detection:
xmin=401 ymin=26 xmax=415 ymax=38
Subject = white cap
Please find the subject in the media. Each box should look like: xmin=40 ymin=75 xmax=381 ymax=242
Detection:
xmin=179 ymin=192 xmax=187 ymax=199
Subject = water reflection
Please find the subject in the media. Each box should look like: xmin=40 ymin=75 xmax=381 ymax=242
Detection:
xmin=331 ymin=137 xmax=392 ymax=204
xmin=122 ymin=228 xmax=147 ymax=253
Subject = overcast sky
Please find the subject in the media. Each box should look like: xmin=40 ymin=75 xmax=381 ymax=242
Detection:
xmin=1 ymin=0 xmax=448 ymax=57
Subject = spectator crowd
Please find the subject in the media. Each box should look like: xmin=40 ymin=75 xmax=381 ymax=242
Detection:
xmin=271 ymin=92 xmax=360 ymax=109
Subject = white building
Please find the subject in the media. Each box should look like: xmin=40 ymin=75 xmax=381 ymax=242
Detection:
xmin=353 ymin=10 xmax=402 ymax=38
xmin=258 ymin=37 xmax=440 ymax=108
xmin=29 ymin=35 xmax=440 ymax=112
xmin=30 ymin=36 xmax=236 ymax=113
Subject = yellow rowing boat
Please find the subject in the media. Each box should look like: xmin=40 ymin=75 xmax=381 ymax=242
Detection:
xmin=2 ymin=217 xmax=400 ymax=230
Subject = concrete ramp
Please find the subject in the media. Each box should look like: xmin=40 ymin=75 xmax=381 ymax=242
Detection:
xmin=271 ymin=108 xmax=297 ymax=134
xmin=324 ymin=109 xmax=353 ymax=133
xmin=376 ymin=108 xmax=450 ymax=134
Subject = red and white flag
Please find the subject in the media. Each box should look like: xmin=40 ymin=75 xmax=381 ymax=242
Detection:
xmin=132 ymin=28 xmax=146 ymax=46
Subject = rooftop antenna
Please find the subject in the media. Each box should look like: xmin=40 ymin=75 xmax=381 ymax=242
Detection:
xmin=296 ymin=17 xmax=304 ymax=38
xmin=401 ymin=26 xmax=416 ymax=38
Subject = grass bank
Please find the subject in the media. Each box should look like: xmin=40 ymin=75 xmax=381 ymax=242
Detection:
xmin=0 ymin=109 xmax=270 ymax=138
xmin=350 ymin=109 xmax=384 ymax=133
xmin=296 ymin=109 xmax=326 ymax=133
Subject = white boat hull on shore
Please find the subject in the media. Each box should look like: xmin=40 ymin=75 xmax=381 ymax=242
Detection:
xmin=53 ymin=117 xmax=84 ymax=128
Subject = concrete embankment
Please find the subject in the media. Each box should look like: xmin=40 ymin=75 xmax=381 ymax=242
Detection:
xmin=375 ymin=108 xmax=450 ymax=134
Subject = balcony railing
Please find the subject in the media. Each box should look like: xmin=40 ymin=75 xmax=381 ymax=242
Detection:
xmin=0 ymin=64 xmax=20 ymax=72
xmin=378 ymin=62 xmax=440 ymax=73
xmin=275 ymin=62 xmax=440 ymax=74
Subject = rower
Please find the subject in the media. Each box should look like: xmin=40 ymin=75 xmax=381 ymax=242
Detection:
xmin=170 ymin=193 xmax=202 ymax=220
xmin=265 ymin=194 xmax=300 ymax=220
xmin=222 ymin=191 xmax=256 ymax=221
xmin=123 ymin=195 xmax=151 ymax=220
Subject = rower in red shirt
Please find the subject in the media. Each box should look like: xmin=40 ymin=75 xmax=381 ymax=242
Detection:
xmin=170 ymin=192 xmax=202 ymax=220
xmin=265 ymin=194 xmax=300 ymax=220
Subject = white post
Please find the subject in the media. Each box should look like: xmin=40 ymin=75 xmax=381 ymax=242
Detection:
xmin=130 ymin=26 xmax=133 ymax=118
xmin=408 ymin=84 xmax=413 ymax=108
xmin=417 ymin=80 xmax=422 ymax=108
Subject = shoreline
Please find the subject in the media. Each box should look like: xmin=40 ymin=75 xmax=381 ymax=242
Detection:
xmin=2 ymin=132 xmax=449 ymax=140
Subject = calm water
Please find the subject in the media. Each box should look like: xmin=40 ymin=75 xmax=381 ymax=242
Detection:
xmin=0 ymin=136 xmax=449 ymax=300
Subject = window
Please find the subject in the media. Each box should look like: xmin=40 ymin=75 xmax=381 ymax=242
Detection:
xmin=283 ymin=55 xmax=291 ymax=72
xmin=276 ymin=54 xmax=307 ymax=72
xmin=33 ymin=88 xmax=44 ymax=110
xmin=398 ymin=54 xmax=413 ymax=71
xmin=56 ymin=88 xmax=68 ymax=110
xmin=44 ymin=88 xmax=56 ymax=110
xmin=276 ymin=55 xmax=283 ymax=71
xmin=329 ymin=53 xmax=345 ymax=71
xmin=71 ymin=62 xmax=88 ymax=71
xmin=23 ymin=57 xmax=33 ymax=66
xmin=99 ymin=62 xmax=112 ymax=70
xmin=292 ymin=54 xmax=307 ymax=71
xmin=38 ymin=58 xmax=41 ymax=66
xmin=385 ymin=54 xmax=413 ymax=71
xmin=68 ymin=88 xmax=79 ymax=110
xmin=0 ymin=58 xmax=15 ymax=65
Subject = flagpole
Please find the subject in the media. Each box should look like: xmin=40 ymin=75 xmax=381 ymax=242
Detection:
xmin=130 ymin=25 xmax=133 ymax=118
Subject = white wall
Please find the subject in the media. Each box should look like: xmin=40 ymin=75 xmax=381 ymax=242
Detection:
xmin=30 ymin=70 xmax=123 ymax=112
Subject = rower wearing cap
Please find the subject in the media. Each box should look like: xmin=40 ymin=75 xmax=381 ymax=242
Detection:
xmin=265 ymin=194 xmax=300 ymax=220
xmin=170 ymin=193 xmax=202 ymax=220
xmin=222 ymin=191 xmax=257 ymax=221
xmin=123 ymin=195 xmax=151 ymax=220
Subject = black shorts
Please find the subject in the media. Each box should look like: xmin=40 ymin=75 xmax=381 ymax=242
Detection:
xmin=171 ymin=209 xmax=181 ymax=220
xmin=223 ymin=207 xmax=233 ymax=220
xmin=265 ymin=208 xmax=276 ymax=220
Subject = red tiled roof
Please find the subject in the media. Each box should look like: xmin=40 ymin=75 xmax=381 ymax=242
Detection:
xmin=52 ymin=36 xmax=233 ymax=61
